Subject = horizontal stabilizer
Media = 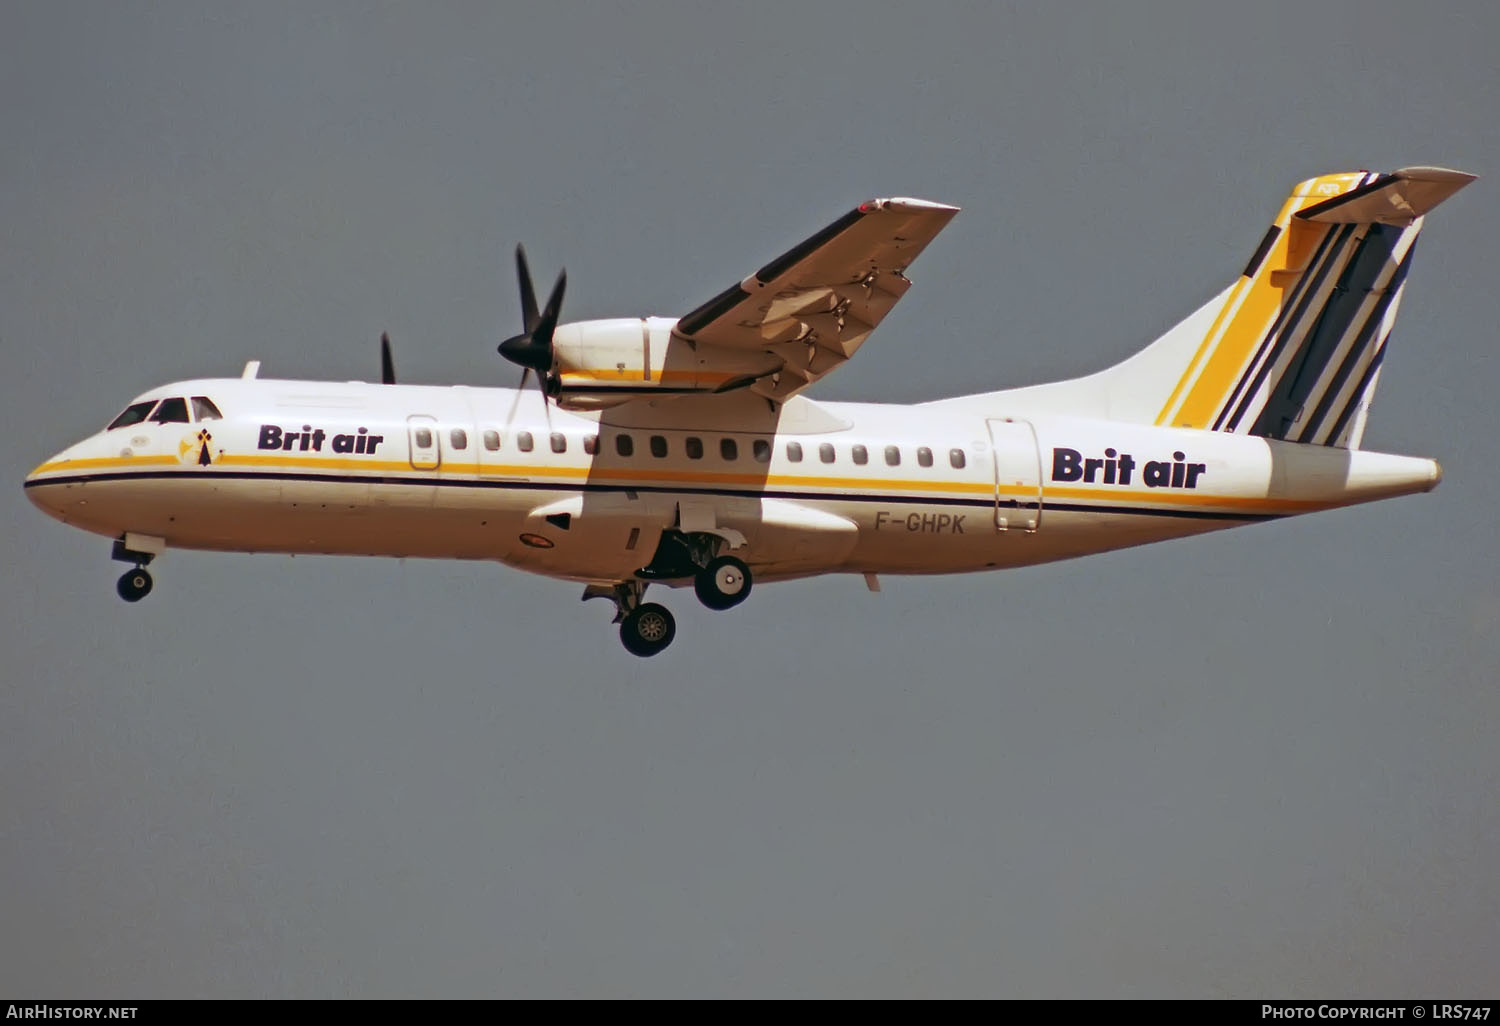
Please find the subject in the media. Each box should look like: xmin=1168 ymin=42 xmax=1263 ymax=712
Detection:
xmin=1297 ymin=166 xmax=1476 ymax=226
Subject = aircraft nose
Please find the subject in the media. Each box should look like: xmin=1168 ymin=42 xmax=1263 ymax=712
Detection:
xmin=25 ymin=450 xmax=74 ymax=518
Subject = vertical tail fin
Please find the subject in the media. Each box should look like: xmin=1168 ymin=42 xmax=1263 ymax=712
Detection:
xmin=1143 ymin=167 xmax=1473 ymax=447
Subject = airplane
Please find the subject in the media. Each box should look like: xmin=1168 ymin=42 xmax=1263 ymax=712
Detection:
xmin=24 ymin=166 xmax=1474 ymax=656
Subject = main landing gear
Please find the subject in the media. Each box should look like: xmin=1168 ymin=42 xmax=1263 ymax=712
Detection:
xmin=585 ymin=580 xmax=677 ymax=658
xmin=693 ymin=555 xmax=752 ymax=611
xmin=621 ymin=602 xmax=676 ymax=657
xmin=585 ymin=532 xmax=756 ymax=657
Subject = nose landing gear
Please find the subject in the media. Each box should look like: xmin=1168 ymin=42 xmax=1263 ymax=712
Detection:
xmin=116 ymin=567 xmax=154 ymax=603
xmin=111 ymin=534 xmax=163 ymax=604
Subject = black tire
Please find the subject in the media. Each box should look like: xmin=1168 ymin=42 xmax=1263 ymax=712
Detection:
xmin=620 ymin=602 xmax=676 ymax=657
xmin=694 ymin=555 xmax=752 ymax=611
xmin=116 ymin=568 xmax=153 ymax=603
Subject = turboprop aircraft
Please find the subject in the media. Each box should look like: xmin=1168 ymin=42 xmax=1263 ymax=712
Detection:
xmin=25 ymin=166 xmax=1474 ymax=655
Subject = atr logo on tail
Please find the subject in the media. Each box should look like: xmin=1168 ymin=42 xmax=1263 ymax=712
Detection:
xmin=1051 ymin=447 xmax=1207 ymax=489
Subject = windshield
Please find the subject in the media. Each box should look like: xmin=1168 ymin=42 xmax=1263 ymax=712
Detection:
xmin=107 ymin=400 xmax=158 ymax=430
xmin=148 ymin=397 xmax=190 ymax=424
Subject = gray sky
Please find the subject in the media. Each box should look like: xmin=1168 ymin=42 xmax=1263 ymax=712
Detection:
xmin=3 ymin=1 xmax=1497 ymax=998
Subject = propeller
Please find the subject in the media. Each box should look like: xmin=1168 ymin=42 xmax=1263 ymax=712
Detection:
xmin=498 ymin=244 xmax=566 ymax=401
xmin=380 ymin=332 xmax=396 ymax=385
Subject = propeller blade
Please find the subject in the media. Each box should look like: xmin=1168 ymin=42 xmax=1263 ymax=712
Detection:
xmin=516 ymin=245 xmax=539 ymax=332
xmin=380 ymin=332 xmax=396 ymax=385
xmin=497 ymin=259 xmax=566 ymax=377
xmin=533 ymin=270 xmax=567 ymax=350
xmin=499 ymin=247 xmax=565 ymax=423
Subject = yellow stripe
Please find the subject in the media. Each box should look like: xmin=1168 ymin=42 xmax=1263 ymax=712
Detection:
xmin=32 ymin=451 xmax=1323 ymax=514
xmin=1040 ymin=484 xmax=1332 ymax=514
xmin=31 ymin=451 xmax=993 ymax=496
xmin=1153 ymin=276 xmax=1254 ymax=425
xmin=217 ymin=453 xmax=414 ymax=472
xmin=30 ymin=454 xmax=179 ymax=474
xmin=1164 ymin=197 xmax=1306 ymax=429
xmin=557 ymin=369 xmax=737 ymax=385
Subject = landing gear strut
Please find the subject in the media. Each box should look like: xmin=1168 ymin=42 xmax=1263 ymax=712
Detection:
xmin=583 ymin=580 xmax=677 ymax=657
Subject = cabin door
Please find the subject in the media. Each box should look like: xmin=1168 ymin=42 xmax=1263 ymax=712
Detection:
xmin=985 ymin=418 xmax=1042 ymax=532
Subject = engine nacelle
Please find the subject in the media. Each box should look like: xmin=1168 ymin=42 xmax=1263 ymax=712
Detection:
xmin=548 ymin=317 xmax=782 ymax=410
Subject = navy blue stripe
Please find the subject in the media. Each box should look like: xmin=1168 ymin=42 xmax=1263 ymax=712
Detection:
xmin=25 ymin=469 xmax=1280 ymax=522
xmin=1250 ymin=224 xmax=1404 ymax=440
xmin=677 ymin=282 xmax=750 ymax=336
xmin=1323 ymin=342 xmax=1389 ymax=446
xmin=1211 ymin=223 xmax=1351 ymax=431
xmin=1295 ymin=243 xmax=1413 ymax=443
xmin=756 ymin=206 xmax=865 ymax=284
xmin=1242 ymin=225 xmax=1282 ymax=279
xmin=1221 ymin=224 xmax=1359 ymax=431
xmin=1293 ymin=172 xmax=1395 ymax=221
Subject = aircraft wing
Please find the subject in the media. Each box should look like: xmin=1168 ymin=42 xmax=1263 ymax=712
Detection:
xmin=673 ymin=197 xmax=959 ymax=402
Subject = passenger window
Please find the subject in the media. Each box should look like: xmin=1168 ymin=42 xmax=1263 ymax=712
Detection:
xmin=483 ymin=429 xmax=501 ymax=451
xmin=819 ymin=443 xmax=835 ymax=464
xmin=450 ymin=428 xmax=468 ymax=450
xmin=149 ymin=397 xmax=189 ymax=424
xmin=517 ymin=431 xmax=534 ymax=452
xmin=583 ymin=435 xmax=598 ymax=455
xmin=949 ymin=448 xmax=967 ymax=469
xmin=753 ymin=439 xmax=771 ymax=463
xmin=551 ymin=432 xmax=567 ymax=453
xmin=917 ymin=446 xmax=933 ymax=468
xmin=884 ymin=445 xmax=901 ymax=467
xmin=414 ymin=428 xmax=433 ymax=448
xmin=720 ymin=438 xmax=738 ymax=461
xmin=786 ymin=441 xmax=803 ymax=463
xmin=108 ymin=401 xmax=158 ymax=430
xmin=851 ymin=444 xmax=868 ymax=466
xmin=650 ymin=435 xmax=668 ymax=458
xmin=190 ymin=397 xmax=223 ymax=421
xmin=616 ymin=434 xmax=633 ymax=457
xmin=685 ymin=437 xmax=704 ymax=460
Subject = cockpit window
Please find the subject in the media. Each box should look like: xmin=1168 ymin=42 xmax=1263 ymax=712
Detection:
xmin=108 ymin=401 xmax=158 ymax=430
xmin=191 ymin=396 xmax=223 ymax=421
xmin=148 ymin=397 xmax=190 ymax=424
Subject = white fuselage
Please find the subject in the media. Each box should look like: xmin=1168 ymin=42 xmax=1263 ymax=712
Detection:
xmin=25 ymin=376 xmax=1442 ymax=588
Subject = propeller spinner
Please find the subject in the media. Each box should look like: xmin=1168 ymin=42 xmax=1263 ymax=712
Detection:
xmin=498 ymin=245 xmax=566 ymax=397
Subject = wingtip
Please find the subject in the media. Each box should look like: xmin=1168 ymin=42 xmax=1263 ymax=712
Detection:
xmin=861 ymin=197 xmax=961 ymax=214
xmin=1392 ymin=166 xmax=1478 ymax=185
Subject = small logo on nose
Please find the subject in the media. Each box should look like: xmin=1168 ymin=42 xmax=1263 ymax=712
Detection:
xmin=178 ymin=429 xmax=217 ymax=466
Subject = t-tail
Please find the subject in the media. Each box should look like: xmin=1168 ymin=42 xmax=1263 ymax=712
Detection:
xmin=1039 ymin=167 xmax=1475 ymax=449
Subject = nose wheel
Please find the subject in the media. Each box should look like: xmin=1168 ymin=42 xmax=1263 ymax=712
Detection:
xmin=116 ymin=567 xmax=154 ymax=603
